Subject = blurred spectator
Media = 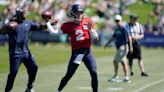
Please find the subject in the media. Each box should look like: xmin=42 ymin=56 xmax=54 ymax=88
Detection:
xmin=53 ymin=1 xmax=69 ymax=22
xmin=125 ymin=0 xmax=137 ymax=6
xmin=4 ymin=1 xmax=17 ymax=24
xmin=159 ymin=15 xmax=164 ymax=34
xmin=0 ymin=0 xmax=163 ymax=46
xmin=149 ymin=4 xmax=162 ymax=18
xmin=142 ymin=0 xmax=149 ymax=3
xmin=119 ymin=0 xmax=127 ymax=15
xmin=144 ymin=20 xmax=153 ymax=33
xmin=38 ymin=0 xmax=53 ymax=13
xmin=152 ymin=0 xmax=164 ymax=4
xmin=0 ymin=0 xmax=9 ymax=5
xmin=96 ymin=1 xmax=110 ymax=19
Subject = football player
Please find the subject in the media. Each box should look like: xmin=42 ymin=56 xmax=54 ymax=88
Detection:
xmin=47 ymin=4 xmax=99 ymax=92
xmin=0 ymin=7 xmax=53 ymax=92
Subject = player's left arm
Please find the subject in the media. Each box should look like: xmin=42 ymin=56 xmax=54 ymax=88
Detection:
xmin=87 ymin=19 xmax=99 ymax=40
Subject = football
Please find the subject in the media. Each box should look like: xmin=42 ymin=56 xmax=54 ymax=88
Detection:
xmin=41 ymin=11 xmax=52 ymax=21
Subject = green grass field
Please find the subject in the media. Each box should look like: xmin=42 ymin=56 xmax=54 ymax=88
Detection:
xmin=0 ymin=44 xmax=164 ymax=92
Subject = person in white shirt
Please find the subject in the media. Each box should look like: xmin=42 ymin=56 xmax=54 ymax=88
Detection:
xmin=126 ymin=14 xmax=149 ymax=77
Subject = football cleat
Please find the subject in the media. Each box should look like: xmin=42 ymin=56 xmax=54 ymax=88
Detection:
xmin=108 ymin=76 xmax=120 ymax=82
xmin=141 ymin=72 xmax=149 ymax=77
xmin=122 ymin=78 xmax=131 ymax=83
xmin=25 ymin=88 xmax=34 ymax=92
xmin=130 ymin=72 xmax=134 ymax=76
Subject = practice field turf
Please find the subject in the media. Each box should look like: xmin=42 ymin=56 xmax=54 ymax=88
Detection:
xmin=0 ymin=44 xmax=164 ymax=92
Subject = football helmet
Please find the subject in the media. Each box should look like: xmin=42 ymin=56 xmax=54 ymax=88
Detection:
xmin=69 ymin=4 xmax=84 ymax=18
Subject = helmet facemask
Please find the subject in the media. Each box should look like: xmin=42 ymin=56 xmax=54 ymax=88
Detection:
xmin=72 ymin=11 xmax=84 ymax=24
xmin=69 ymin=4 xmax=84 ymax=24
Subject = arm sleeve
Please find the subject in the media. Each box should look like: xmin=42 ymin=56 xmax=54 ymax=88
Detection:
xmin=46 ymin=21 xmax=63 ymax=34
xmin=139 ymin=24 xmax=144 ymax=34
xmin=88 ymin=19 xmax=99 ymax=39
xmin=124 ymin=26 xmax=130 ymax=36
xmin=112 ymin=27 xmax=116 ymax=38
xmin=125 ymin=24 xmax=132 ymax=36
xmin=30 ymin=21 xmax=41 ymax=31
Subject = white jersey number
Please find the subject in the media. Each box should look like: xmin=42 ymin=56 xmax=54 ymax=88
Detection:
xmin=75 ymin=30 xmax=84 ymax=41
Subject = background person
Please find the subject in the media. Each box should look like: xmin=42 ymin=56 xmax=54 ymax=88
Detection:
xmin=126 ymin=14 xmax=149 ymax=76
xmin=0 ymin=7 xmax=51 ymax=92
xmin=104 ymin=15 xmax=133 ymax=83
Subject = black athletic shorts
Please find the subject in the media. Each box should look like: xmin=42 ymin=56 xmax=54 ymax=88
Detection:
xmin=127 ymin=41 xmax=141 ymax=60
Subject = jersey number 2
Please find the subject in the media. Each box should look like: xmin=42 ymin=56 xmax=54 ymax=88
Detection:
xmin=75 ymin=30 xmax=84 ymax=41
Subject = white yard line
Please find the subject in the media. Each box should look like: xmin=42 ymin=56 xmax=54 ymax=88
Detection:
xmin=134 ymin=78 xmax=164 ymax=92
xmin=105 ymin=87 xmax=124 ymax=91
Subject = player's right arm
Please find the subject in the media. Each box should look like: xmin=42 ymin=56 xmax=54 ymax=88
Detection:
xmin=104 ymin=37 xmax=115 ymax=49
xmin=46 ymin=21 xmax=63 ymax=34
xmin=104 ymin=29 xmax=116 ymax=49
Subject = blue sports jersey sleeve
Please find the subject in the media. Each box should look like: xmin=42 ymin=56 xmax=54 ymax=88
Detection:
xmin=29 ymin=20 xmax=40 ymax=31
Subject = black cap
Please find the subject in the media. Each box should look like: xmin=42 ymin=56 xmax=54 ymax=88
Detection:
xmin=129 ymin=14 xmax=138 ymax=19
xmin=16 ymin=8 xmax=25 ymax=14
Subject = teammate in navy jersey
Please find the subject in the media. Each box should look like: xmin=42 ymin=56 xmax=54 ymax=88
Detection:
xmin=46 ymin=4 xmax=99 ymax=92
xmin=0 ymin=8 xmax=51 ymax=92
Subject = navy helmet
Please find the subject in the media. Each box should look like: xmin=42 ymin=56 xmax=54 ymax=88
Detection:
xmin=69 ymin=4 xmax=84 ymax=18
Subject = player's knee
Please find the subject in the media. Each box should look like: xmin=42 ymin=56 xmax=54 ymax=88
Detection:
xmin=92 ymin=72 xmax=97 ymax=78
xmin=62 ymin=74 xmax=73 ymax=82
xmin=91 ymin=72 xmax=98 ymax=81
xmin=33 ymin=64 xmax=38 ymax=71
xmin=129 ymin=62 xmax=132 ymax=66
xmin=29 ymin=65 xmax=38 ymax=74
xmin=128 ymin=59 xmax=133 ymax=65
xmin=9 ymin=69 xmax=18 ymax=76
xmin=138 ymin=57 xmax=142 ymax=61
xmin=65 ymin=72 xmax=74 ymax=78
xmin=90 ymin=69 xmax=98 ymax=78
xmin=35 ymin=65 xmax=38 ymax=70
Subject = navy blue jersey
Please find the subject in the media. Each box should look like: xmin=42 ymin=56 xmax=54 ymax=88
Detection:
xmin=113 ymin=25 xmax=129 ymax=49
xmin=7 ymin=20 xmax=40 ymax=54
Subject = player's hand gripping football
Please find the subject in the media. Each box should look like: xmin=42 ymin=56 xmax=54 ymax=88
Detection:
xmin=41 ymin=11 xmax=52 ymax=22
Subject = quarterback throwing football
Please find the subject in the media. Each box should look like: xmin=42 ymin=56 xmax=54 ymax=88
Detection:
xmin=47 ymin=4 xmax=99 ymax=92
